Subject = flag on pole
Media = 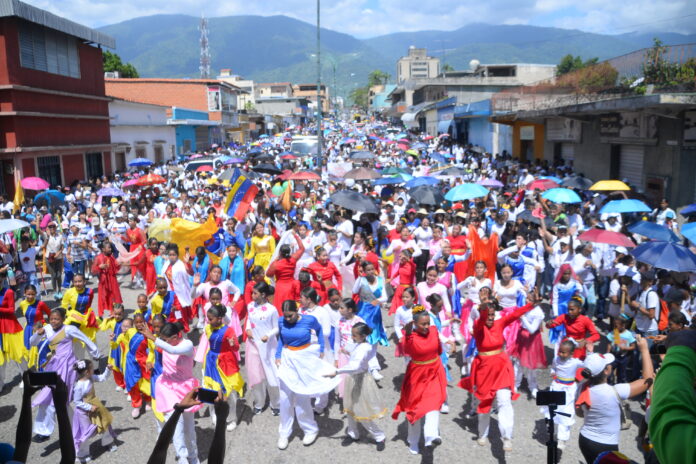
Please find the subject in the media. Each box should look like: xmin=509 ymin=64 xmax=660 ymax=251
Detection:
xmin=12 ymin=170 xmax=23 ymax=214
xmin=224 ymin=169 xmax=259 ymax=220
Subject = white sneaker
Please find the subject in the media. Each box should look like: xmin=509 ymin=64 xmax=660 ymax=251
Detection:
xmin=408 ymin=446 xmax=419 ymax=455
xmin=440 ymin=403 xmax=449 ymax=414
xmin=503 ymin=439 xmax=513 ymax=452
xmin=531 ymin=388 xmax=538 ymax=399
xmin=115 ymin=386 xmax=123 ymax=392
xmin=277 ymin=437 xmax=289 ymax=450
xmin=131 ymin=408 xmax=141 ymax=419
xmin=302 ymin=432 xmax=318 ymax=446
xmin=371 ymin=370 xmax=383 ymax=381
xmin=211 ymin=413 xmax=217 ymax=427
xmin=557 ymin=440 xmax=566 ymax=450
xmin=109 ymin=445 xmax=118 ymax=452
xmin=226 ymin=421 xmax=237 ymax=432
xmin=476 ymin=437 xmax=489 ymax=446
xmin=425 ymin=437 xmax=442 ymax=447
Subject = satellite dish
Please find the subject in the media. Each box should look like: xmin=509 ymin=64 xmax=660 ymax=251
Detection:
xmin=469 ymin=59 xmax=480 ymax=70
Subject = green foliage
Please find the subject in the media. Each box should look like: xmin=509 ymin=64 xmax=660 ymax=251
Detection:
xmin=103 ymin=50 xmax=139 ymax=77
xmin=642 ymin=38 xmax=696 ymax=89
xmin=555 ymin=61 xmax=619 ymax=93
xmin=349 ymin=86 xmax=369 ymax=110
xmin=367 ymin=70 xmax=390 ymax=86
xmin=244 ymin=101 xmax=255 ymax=111
xmin=442 ymin=63 xmax=455 ymax=72
xmin=556 ymin=54 xmax=599 ymax=76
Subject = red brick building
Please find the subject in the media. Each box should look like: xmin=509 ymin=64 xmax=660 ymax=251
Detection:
xmin=0 ymin=0 xmax=114 ymax=194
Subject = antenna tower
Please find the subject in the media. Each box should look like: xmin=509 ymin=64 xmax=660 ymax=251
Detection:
xmin=199 ymin=15 xmax=211 ymax=78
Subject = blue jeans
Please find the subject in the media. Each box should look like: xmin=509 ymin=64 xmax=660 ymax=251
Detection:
xmin=583 ymin=281 xmax=597 ymax=318
xmin=72 ymin=260 xmax=85 ymax=277
xmin=595 ymin=276 xmax=610 ymax=319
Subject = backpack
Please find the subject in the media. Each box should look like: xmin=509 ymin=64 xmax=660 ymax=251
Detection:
xmin=656 ymin=298 xmax=670 ymax=332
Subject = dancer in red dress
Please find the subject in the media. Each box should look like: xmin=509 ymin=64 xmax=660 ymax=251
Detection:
xmin=307 ymin=247 xmax=342 ymax=305
xmin=126 ymin=217 xmax=147 ymax=287
xmin=388 ymin=249 xmax=416 ymax=315
xmin=144 ymin=237 xmax=160 ymax=296
xmin=267 ymin=233 xmax=304 ymax=313
xmin=92 ymin=242 xmax=122 ymax=317
xmin=392 ymin=306 xmax=447 ymax=455
xmin=459 ymin=293 xmax=539 ymax=452
xmin=545 ymin=297 xmax=600 ymax=359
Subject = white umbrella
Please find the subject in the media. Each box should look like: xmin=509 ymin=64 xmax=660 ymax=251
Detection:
xmin=0 ymin=219 xmax=30 ymax=234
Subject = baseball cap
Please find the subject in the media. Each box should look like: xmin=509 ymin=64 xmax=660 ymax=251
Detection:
xmin=583 ymin=352 xmax=615 ymax=377
xmin=407 ymin=208 xmax=416 ymax=214
xmin=615 ymin=246 xmax=628 ymax=255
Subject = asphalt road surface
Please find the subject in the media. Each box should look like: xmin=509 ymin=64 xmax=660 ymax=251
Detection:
xmin=0 ymin=278 xmax=646 ymax=464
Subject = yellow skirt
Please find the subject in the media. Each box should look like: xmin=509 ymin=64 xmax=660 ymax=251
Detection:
xmin=0 ymin=331 xmax=28 ymax=365
xmin=151 ymin=398 xmax=165 ymax=423
xmin=203 ymin=370 xmax=245 ymax=399
xmin=27 ymin=346 xmax=39 ymax=369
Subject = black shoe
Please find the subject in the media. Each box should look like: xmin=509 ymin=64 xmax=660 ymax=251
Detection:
xmin=253 ymin=407 xmax=263 ymax=415
xmin=271 ymin=408 xmax=280 ymax=416
xmin=376 ymin=441 xmax=386 ymax=452
xmin=32 ymin=434 xmax=50 ymax=443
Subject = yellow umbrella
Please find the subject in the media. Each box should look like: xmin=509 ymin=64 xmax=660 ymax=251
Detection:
xmin=206 ymin=177 xmax=218 ymax=185
xmin=589 ymin=180 xmax=630 ymax=191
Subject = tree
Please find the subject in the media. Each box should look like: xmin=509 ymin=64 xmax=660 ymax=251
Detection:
xmin=556 ymin=54 xmax=598 ymax=76
xmin=367 ymin=70 xmax=390 ymax=87
xmin=103 ymin=50 xmax=139 ymax=78
xmin=442 ymin=63 xmax=455 ymax=72
xmin=349 ymin=86 xmax=369 ymax=110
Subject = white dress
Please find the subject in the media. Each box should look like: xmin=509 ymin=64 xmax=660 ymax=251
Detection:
xmin=244 ymin=301 xmax=279 ymax=388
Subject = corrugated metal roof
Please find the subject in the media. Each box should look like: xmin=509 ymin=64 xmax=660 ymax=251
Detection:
xmin=0 ymin=0 xmax=115 ymax=48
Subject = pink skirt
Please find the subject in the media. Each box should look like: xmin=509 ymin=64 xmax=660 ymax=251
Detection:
xmin=510 ymin=329 xmax=547 ymax=370
xmin=155 ymin=375 xmax=202 ymax=414
xmin=244 ymin=341 xmax=267 ymax=388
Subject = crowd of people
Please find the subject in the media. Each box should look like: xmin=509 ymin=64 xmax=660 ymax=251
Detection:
xmin=0 ymin=119 xmax=694 ymax=464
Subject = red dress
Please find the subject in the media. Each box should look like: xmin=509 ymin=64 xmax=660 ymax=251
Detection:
xmin=448 ymin=234 xmax=469 ymax=281
xmin=269 ymin=258 xmax=298 ymax=313
xmin=144 ymin=249 xmax=158 ymax=295
xmin=547 ymin=314 xmax=600 ymax=359
xmin=388 ymin=260 xmax=416 ymax=315
xmin=307 ymin=260 xmax=342 ymax=305
xmin=92 ymin=253 xmax=122 ymax=317
xmin=459 ymin=304 xmax=533 ymax=413
xmin=126 ymin=227 xmax=147 ymax=280
xmin=392 ymin=325 xmax=447 ymax=424
xmin=353 ymin=251 xmax=381 ymax=279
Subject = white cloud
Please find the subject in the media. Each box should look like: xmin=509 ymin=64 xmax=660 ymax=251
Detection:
xmin=21 ymin=0 xmax=696 ymax=37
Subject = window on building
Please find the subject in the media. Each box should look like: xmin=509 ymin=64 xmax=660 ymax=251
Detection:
xmin=114 ymin=152 xmax=126 ymax=172
xmin=154 ymin=145 xmax=164 ymax=164
xmin=19 ymin=22 xmax=80 ymax=78
xmin=135 ymin=146 xmax=146 ymax=158
xmin=183 ymin=139 xmax=192 ymax=153
xmin=37 ymin=156 xmax=61 ymax=187
xmin=85 ymin=152 xmax=103 ymax=180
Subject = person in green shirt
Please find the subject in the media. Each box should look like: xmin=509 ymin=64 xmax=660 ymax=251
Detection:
xmin=649 ymin=330 xmax=696 ymax=464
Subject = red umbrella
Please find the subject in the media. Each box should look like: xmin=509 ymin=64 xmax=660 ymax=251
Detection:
xmin=397 ymin=143 xmax=410 ymax=151
xmin=21 ymin=176 xmax=50 ymax=190
xmin=423 ymin=135 xmax=434 ymax=140
xmin=135 ymin=173 xmax=166 ymax=187
xmin=287 ymin=171 xmax=320 ymax=181
xmin=280 ymin=154 xmax=297 ymax=160
xmin=398 ymin=138 xmax=410 ymax=143
xmin=196 ymin=165 xmax=213 ymax=172
xmin=527 ymin=178 xmax=559 ymax=191
xmin=277 ymin=169 xmax=293 ymax=180
xmin=578 ymin=229 xmax=635 ymax=248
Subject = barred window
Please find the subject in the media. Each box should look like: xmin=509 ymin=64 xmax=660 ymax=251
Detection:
xmin=37 ymin=156 xmax=61 ymax=187
xmin=19 ymin=22 xmax=80 ymax=78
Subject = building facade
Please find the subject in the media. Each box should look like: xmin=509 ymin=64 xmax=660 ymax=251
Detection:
xmin=292 ymin=84 xmax=329 ymax=113
xmin=0 ymin=0 xmax=115 ymax=192
xmin=255 ymin=82 xmax=293 ymax=99
xmin=396 ymin=47 xmax=440 ymax=84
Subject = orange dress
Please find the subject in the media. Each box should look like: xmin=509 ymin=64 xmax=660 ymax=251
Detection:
xmin=126 ymin=227 xmax=147 ymax=280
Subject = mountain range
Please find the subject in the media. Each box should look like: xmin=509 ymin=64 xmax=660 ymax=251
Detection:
xmin=97 ymin=14 xmax=696 ymax=97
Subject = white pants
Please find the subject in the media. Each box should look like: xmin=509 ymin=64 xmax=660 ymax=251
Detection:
xmin=368 ymin=354 xmax=381 ymax=372
xmin=278 ymin=381 xmax=317 ymax=439
xmin=211 ymin=391 xmax=238 ymax=425
xmin=477 ymin=389 xmax=513 ymax=440
xmin=314 ymin=392 xmax=329 ymax=411
xmin=557 ymin=423 xmax=571 ymax=442
xmin=407 ymin=410 xmax=440 ymax=452
xmin=347 ymin=416 xmax=385 ymax=442
xmin=164 ymin=410 xmax=198 ymax=463
xmin=251 ymin=381 xmax=280 ymax=410
xmin=513 ymin=358 xmax=538 ymax=391
xmin=34 ymin=404 xmax=56 ymax=436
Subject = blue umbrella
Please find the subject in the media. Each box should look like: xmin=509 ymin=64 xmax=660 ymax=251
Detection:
xmin=429 ymin=153 xmax=446 ymax=163
xmin=411 ymin=142 xmax=427 ymax=150
xmin=680 ymin=204 xmax=696 ymax=216
xmin=628 ymin=221 xmax=680 ymax=242
xmin=128 ymin=157 xmax=153 ymax=167
xmin=97 ymin=187 xmax=126 ymax=197
xmin=34 ymin=189 xmax=65 ymax=207
xmin=444 ymin=183 xmax=489 ymax=201
xmin=630 ymin=240 xmax=696 ymax=272
xmin=258 ymin=134 xmax=269 ymax=139
xmin=680 ymin=222 xmax=696 ymax=243
xmin=542 ymin=188 xmax=582 ymax=204
xmin=599 ymin=199 xmax=651 ymax=214
xmin=374 ymin=175 xmax=407 ymax=185
xmin=406 ymin=177 xmax=438 ymax=188
xmin=541 ymin=176 xmax=563 ymax=184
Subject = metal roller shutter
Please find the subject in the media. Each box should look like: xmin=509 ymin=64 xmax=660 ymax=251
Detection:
xmin=561 ymin=143 xmax=575 ymax=163
xmin=620 ymin=145 xmax=644 ymax=190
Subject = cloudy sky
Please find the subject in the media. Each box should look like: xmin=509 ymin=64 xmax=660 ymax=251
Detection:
xmin=26 ymin=0 xmax=696 ymax=37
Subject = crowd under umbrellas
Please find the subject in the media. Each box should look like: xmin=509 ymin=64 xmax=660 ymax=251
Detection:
xmin=0 ymin=119 xmax=695 ymax=464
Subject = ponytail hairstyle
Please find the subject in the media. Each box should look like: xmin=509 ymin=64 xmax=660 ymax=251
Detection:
xmin=250 ymin=265 xmax=266 ymax=279
xmin=50 ymin=307 xmax=67 ymax=320
xmin=568 ymin=296 xmax=583 ymax=310
xmin=298 ymin=270 xmax=311 ymax=283
xmin=339 ymin=298 xmax=357 ymax=314
xmin=559 ymin=338 xmax=577 ymax=353
xmin=208 ymin=287 xmax=223 ymax=301
xmin=365 ymin=236 xmax=375 ymax=251
xmin=402 ymin=286 xmax=416 ymax=299
xmin=282 ymin=300 xmax=299 ymax=313
xmin=152 ymin=314 xmax=166 ymax=325
xmin=327 ymin=288 xmax=340 ymax=300
xmin=426 ymin=293 xmax=443 ymax=309
xmin=580 ymin=367 xmax=608 ymax=386
xmin=314 ymin=246 xmax=326 ymax=258
xmin=160 ymin=321 xmax=185 ymax=338
xmin=254 ymin=281 xmax=274 ymax=298
xmin=352 ymin=322 xmax=373 ymax=338
xmin=279 ymin=244 xmax=292 ymax=259
xmin=207 ymin=303 xmax=227 ymax=319
xmin=412 ymin=305 xmax=430 ymax=321
xmin=301 ymin=286 xmax=320 ymax=305
xmin=73 ymin=359 xmax=93 ymax=376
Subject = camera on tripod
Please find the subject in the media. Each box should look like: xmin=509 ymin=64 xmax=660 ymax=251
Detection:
xmin=536 ymin=390 xmax=565 ymax=407
xmin=536 ymin=390 xmax=569 ymax=464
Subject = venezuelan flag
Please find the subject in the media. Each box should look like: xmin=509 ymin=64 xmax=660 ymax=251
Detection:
xmin=224 ymin=169 xmax=259 ymax=221
xmin=202 ymin=325 xmax=244 ymax=398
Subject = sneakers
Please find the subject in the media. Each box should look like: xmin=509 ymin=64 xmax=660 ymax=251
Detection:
xmin=503 ymin=439 xmax=513 ymax=452
xmin=115 ymin=386 xmax=123 ymax=392
xmin=253 ymin=407 xmax=263 ymax=415
xmin=346 ymin=429 xmax=359 ymax=441
xmin=302 ymin=432 xmax=318 ymax=446
xmin=531 ymin=388 xmax=538 ymax=399
xmin=376 ymin=440 xmax=386 ymax=452
xmin=557 ymin=440 xmax=566 ymax=450
xmin=226 ymin=421 xmax=237 ymax=432
xmin=271 ymin=408 xmax=280 ymax=416
xmin=440 ymin=403 xmax=449 ymax=414
xmin=425 ymin=437 xmax=442 ymax=448
xmin=145 ymin=403 xmax=152 ymax=411
xmin=370 ymin=370 xmax=384 ymax=381
xmin=277 ymin=437 xmax=289 ymax=450
xmin=108 ymin=444 xmax=118 ymax=452
xmin=408 ymin=446 xmax=419 ymax=455
xmin=476 ymin=437 xmax=489 ymax=446
xmin=131 ymin=408 xmax=141 ymax=418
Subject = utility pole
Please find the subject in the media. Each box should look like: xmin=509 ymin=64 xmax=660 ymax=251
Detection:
xmin=316 ymin=0 xmax=323 ymax=168
xmin=199 ymin=15 xmax=211 ymax=78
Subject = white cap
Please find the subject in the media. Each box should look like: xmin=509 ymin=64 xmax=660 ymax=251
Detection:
xmin=615 ymin=246 xmax=628 ymax=255
xmin=583 ymin=353 xmax=615 ymax=377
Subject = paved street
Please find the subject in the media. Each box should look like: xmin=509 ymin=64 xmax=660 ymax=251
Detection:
xmin=0 ymin=277 xmax=646 ymax=464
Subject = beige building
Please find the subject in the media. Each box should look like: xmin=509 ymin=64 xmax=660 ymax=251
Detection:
xmin=256 ymin=82 xmax=294 ymax=99
xmin=397 ymin=47 xmax=440 ymax=84
xmin=217 ymin=69 xmax=255 ymax=109
xmin=293 ymin=84 xmax=330 ymax=113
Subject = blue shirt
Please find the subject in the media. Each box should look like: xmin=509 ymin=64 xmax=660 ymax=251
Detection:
xmin=275 ymin=314 xmax=323 ymax=359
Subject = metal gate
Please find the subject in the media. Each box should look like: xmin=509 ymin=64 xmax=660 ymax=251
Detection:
xmin=561 ymin=143 xmax=575 ymax=165
xmin=620 ymin=145 xmax=644 ymax=190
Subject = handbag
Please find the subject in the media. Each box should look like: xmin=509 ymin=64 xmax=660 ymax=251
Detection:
xmin=611 ymin=385 xmax=631 ymax=430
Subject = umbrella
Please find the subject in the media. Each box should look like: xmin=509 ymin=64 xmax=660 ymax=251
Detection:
xmin=562 ymin=176 xmax=594 ymax=190
xmin=577 ymin=229 xmax=635 ymax=248
xmin=477 ymin=178 xmax=504 ymax=188
xmin=34 ymin=190 xmax=65 ymax=207
xmin=409 ymin=185 xmax=444 ymax=206
xmin=411 ymin=142 xmax=427 ymax=150
xmin=679 ymin=204 xmax=696 ymax=216
xmin=227 ymin=157 xmax=244 ymax=164
xmin=97 ymin=187 xmax=125 ymax=197
xmin=600 ymin=199 xmax=651 ymax=214
xmin=128 ymin=157 xmax=153 ymax=167
xmin=527 ymin=178 xmax=559 ymax=191
xmin=218 ymin=169 xmax=235 ymax=181
xmin=251 ymin=153 xmax=275 ymax=162
xmin=122 ymin=179 xmax=139 ymax=188
xmin=329 ymin=190 xmax=379 ymax=214
xmin=518 ymin=209 xmax=555 ymax=227
xmin=135 ymin=173 xmax=166 ymax=187
xmin=280 ymin=154 xmax=297 ymax=160
xmin=0 ymin=219 xmax=30 ymax=234
xmin=540 ymin=176 xmax=563 ymax=184
xmin=287 ymin=171 xmax=321 ymax=181
xmin=628 ymin=221 xmax=680 ymax=242
xmin=405 ymin=177 xmax=438 ymax=188
xmin=590 ymin=180 xmax=630 ymax=191
xmin=444 ymin=183 xmax=489 ymax=201
xmin=20 ymin=177 xmax=49 ymax=190
xmin=350 ymin=151 xmax=376 ymax=160
xmin=196 ymin=165 xmax=214 ymax=172
xmin=252 ymin=164 xmax=281 ymax=175
xmin=681 ymin=222 xmax=696 ymax=243
xmin=630 ymin=241 xmax=696 ymax=272
xmin=381 ymin=167 xmax=411 ymax=175
xmin=542 ymin=188 xmax=582 ymax=204
xmin=344 ymin=167 xmax=381 ymax=180
xmin=436 ymin=167 xmax=467 ymax=177
xmin=374 ymin=175 xmax=407 ymax=185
